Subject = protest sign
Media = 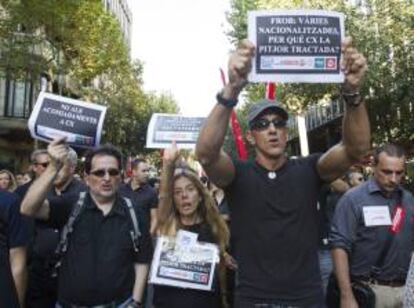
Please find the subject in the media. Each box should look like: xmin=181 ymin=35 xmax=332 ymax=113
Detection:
xmin=146 ymin=113 xmax=206 ymax=149
xmin=248 ymin=10 xmax=344 ymax=83
xmin=28 ymin=92 xmax=106 ymax=148
xmin=149 ymin=235 xmax=219 ymax=291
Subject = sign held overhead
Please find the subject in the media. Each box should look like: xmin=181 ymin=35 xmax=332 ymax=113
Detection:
xmin=28 ymin=92 xmax=107 ymax=148
xmin=248 ymin=10 xmax=345 ymax=83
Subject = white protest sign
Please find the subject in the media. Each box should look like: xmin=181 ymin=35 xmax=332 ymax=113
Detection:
xmin=146 ymin=113 xmax=206 ymax=149
xmin=248 ymin=10 xmax=345 ymax=83
xmin=28 ymin=92 xmax=107 ymax=148
xmin=149 ymin=236 xmax=219 ymax=291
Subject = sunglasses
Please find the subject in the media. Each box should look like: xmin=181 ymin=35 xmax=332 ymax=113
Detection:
xmin=90 ymin=168 xmax=120 ymax=177
xmin=34 ymin=162 xmax=49 ymax=168
xmin=250 ymin=118 xmax=287 ymax=131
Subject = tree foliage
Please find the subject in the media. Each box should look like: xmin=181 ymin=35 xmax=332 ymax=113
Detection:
xmin=0 ymin=0 xmax=179 ymax=155
xmin=226 ymin=0 xmax=414 ymax=152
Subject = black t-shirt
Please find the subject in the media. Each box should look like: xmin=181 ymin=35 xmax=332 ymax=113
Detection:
xmin=225 ymin=155 xmax=323 ymax=306
xmin=47 ymin=191 xmax=153 ymax=306
xmin=153 ymin=223 xmax=221 ymax=308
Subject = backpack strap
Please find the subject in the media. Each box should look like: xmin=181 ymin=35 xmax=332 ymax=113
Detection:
xmin=56 ymin=191 xmax=87 ymax=254
xmin=123 ymin=197 xmax=141 ymax=252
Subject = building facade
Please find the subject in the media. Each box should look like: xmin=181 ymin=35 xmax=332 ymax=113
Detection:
xmin=103 ymin=0 xmax=132 ymax=54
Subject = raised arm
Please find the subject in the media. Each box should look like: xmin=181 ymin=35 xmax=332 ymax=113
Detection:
xmin=20 ymin=137 xmax=69 ymax=219
xmin=196 ymin=40 xmax=255 ymax=188
xmin=317 ymin=37 xmax=370 ymax=183
xmin=157 ymin=142 xmax=180 ymax=230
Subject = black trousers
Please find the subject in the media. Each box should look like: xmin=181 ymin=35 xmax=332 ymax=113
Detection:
xmin=26 ymin=256 xmax=57 ymax=308
xmin=0 ymin=253 xmax=20 ymax=308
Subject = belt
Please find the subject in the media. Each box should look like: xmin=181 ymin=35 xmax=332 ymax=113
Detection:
xmin=369 ymin=279 xmax=405 ymax=287
xmin=353 ymin=276 xmax=405 ymax=288
xmin=58 ymin=297 xmax=129 ymax=308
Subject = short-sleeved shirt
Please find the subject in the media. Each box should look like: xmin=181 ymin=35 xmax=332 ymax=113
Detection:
xmin=329 ymin=178 xmax=414 ymax=281
xmin=15 ymin=179 xmax=34 ymax=199
xmin=47 ymin=191 xmax=153 ymax=306
xmin=0 ymin=190 xmax=29 ymax=308
xmin=0 ymin=190 xmax=29 ymax=249
xmin=32 ymin=179 xmax=86 ymax=258
xmin=225 ymin=155 xmax=323 ymax=306
xmin=120 ymin=183 xmax=158 ymax=223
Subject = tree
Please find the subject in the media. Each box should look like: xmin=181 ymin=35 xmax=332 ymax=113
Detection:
xmin=226 ymin=0 xmax=414 ymax=153
xmin=0 ymin=0 xmax=180 ymax=155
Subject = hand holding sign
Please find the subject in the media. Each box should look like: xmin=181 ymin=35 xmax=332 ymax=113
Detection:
xmin=163 ymin=141 xmax=180 ymax=166
xmin=47 ymin=137 xmax=69 ymax=168
xmin=341 ymin=37 xmax=368 ymax=92
xmin=225 ymin=39 xmax=255 ymax=99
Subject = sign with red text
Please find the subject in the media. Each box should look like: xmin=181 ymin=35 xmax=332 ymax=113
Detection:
xmin=28 ymin=92 xmax=106 ymax=148
xmin=248 ymin=10 xmax=344 ymax=83
xmin=149 ymin=235 xmax=219 ymax=291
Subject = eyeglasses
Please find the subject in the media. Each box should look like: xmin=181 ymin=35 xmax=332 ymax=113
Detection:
xmin=90 ymin=168 xmax=120 ymax=178
xmin=250 ymin=118 xmax=287 ymax=131
xmin=34 ymin=162 xmax=49 ymax=168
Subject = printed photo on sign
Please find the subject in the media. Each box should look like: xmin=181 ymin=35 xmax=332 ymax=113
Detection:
xmin=149 ymin=236 xmax=219 ymax=291
xmin=28 ymin=92 xmax=107 ymax=148
xmin=248 ymin=9 xmax=345 ymax=83
xmin=146 ymin=113 xmax=206 ymax=149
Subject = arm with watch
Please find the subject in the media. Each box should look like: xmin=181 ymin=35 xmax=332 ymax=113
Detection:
xmin=195 ymin=39 xmax=255 ymax=188
xmin=316 ymin=36 xmax=371 ymax=183
xmin=126 ymin=263 xmax=149 ymax=308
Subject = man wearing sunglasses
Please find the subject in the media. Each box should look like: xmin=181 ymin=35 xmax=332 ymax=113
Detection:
xmin=25 ymin=147 xmax=86 ymax=308
xmin=15 ymin=149 xmax=50 ymax=199
xmin=196 ymin=37 xmax=370 ymax=307
xmin=21 ymin=138 xmax=152 ymax=308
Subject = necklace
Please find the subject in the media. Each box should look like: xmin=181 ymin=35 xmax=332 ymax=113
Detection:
xmin=268 ymin=171 xmax=277 ymax=179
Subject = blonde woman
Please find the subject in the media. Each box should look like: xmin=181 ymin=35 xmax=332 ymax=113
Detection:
xmin=0 ymin=170 xmax=17 ymax=192
xmin=153 ymin=142 xmax=230 ymax=308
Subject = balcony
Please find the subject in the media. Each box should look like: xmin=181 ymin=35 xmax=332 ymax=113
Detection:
xmin=288 ymin=99 xmax=345 ymax=140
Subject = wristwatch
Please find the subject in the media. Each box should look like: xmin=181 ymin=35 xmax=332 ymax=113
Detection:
xmin=341 ymin=91 xmax=362 ymax=107
xmin=216 ymin=91 xmax=238 ymax=108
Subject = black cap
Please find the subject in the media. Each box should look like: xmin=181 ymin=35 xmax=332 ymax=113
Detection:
xmin=247 ymin=99 xmax=289 ymax=125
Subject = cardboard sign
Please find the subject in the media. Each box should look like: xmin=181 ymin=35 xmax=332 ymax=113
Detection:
xmin=248 ymin=10 xmax=345 ymax=83
xmin=28 ymin=92 xmax=107 ymax=148
xmin=149 ymin=235 xmax=219 ymax=291
xmin=146 ymin=113 xmax=206 ymax=149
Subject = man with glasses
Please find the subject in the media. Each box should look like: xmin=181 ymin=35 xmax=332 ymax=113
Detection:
xmin=26 ymin=147 xmax=86 ymax=308
xmin=196 ymin=37 xmax=371 ymax=307
xmin=15 ymin=149 xmax=50 ymax=199
xmin=21 ymin=138 xmax=152 ymax=307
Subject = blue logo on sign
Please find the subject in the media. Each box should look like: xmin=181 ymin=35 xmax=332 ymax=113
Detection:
xmin=314 ymin=58 xmax=325 ymax=69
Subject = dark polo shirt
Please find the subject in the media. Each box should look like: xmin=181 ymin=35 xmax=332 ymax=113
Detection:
xmin=120 ymin=183 xmax=158 ymax=224
xmin=33 ymin=179 xmax=86 ymax=258
xmin=0 ymin=190 xmax=29 ymax=308
xmin=47 ymin=192 xmax=153 ymax=306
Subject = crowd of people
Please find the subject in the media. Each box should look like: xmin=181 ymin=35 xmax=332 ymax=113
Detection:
xmin=0 ymin=36 xmax=413 ymax=308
